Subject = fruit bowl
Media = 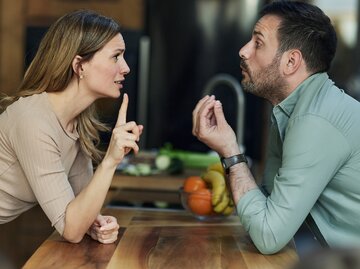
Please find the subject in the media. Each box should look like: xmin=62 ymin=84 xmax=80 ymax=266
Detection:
xmin=179 ymin=187 xmax=234 ymax=221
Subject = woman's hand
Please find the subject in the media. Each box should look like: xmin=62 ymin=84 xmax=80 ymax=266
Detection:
xmin=104 ymin=94 xmax=143 ymax=167
xmin=192 ymin=95 xmax=239 ymax=157
xmin=87 ymin=215 xmax=119 ymax=244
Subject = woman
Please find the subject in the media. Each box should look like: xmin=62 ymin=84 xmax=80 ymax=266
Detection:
xmin=0 ymin=10 xmax=143 ymax=244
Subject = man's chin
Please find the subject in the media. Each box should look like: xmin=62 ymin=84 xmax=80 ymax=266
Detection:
xmin=240 ymin=81 xmax=253 ymax=93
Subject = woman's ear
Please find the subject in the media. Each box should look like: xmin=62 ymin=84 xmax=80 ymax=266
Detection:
xmin=72 ymin=55 xmax=83 ymax=78
xmin=283 ymin=49 xmax=302 ymax=75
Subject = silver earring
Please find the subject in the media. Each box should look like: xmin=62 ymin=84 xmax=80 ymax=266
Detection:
xmin=80 ymin=75 xmax=84 ymax=79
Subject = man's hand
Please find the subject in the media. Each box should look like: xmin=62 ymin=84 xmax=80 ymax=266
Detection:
xmin=87 ymin=215 xmax=119 ymax=244
xmin=192 ymin=95 xmax=239 ymax=157
xmin=193 ymin=95 xmax=257 ymax=204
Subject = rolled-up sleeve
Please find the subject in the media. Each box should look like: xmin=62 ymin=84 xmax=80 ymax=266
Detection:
xmin=236 ymin=115 xmax=350 ymax=254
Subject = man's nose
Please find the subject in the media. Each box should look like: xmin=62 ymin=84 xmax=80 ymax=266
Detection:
xmin=239 ymin=41 xmax=251 ymax=60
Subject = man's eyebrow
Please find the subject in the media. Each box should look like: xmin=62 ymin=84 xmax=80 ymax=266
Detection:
xmin=253 ymin=30 xmax=264 ymax=38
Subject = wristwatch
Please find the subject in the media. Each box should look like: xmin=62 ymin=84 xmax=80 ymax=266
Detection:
xmin=220 ymin=154 xmax=247 ymax=174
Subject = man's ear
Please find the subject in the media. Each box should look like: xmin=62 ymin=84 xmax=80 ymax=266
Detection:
xmin=72 ymin=55 xmax=83 ymax=77
xmin=283 ymin=49 xmax=302 ymax=75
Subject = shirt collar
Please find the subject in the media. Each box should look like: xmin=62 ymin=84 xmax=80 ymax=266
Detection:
xmin=272 ymin=72 xmax=329 ymax=141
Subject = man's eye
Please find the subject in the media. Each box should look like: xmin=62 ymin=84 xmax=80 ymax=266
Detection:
xmin=255 ymin=41 xmax=262 ymax=48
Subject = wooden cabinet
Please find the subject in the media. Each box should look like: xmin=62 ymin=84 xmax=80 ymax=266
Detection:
xmin=25 ymin=0 xmax=144 ymax=28
xmin=0 ymin=0 xmax=144 ymax=95
xmin=0 ymin=0 xmax=26 ymax=95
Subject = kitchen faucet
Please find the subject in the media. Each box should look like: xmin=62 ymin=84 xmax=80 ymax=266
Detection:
xmin=202 ymin=73 xmax=245 ymax=151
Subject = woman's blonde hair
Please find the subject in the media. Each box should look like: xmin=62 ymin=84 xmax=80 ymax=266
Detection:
xmin=0 ymin=10 xmax=122 ymax=163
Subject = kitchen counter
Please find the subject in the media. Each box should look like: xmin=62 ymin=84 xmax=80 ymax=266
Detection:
xmin=111 ymin=170 xmax=189 ymax=191
xmin=23 ymin=207 xmax=298 ymax=269
xmin=106 ymin=169 xmax=200 ymax=206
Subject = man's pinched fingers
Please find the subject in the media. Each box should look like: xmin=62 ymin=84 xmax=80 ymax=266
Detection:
xmin=192 ymin=95 xmax=211 ymax=117
xmin=192 ymin=96 xmax=213 ymax=135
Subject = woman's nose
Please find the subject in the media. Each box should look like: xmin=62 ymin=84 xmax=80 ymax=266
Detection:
xmin=121 ymin=59 xmax=130 ymax=75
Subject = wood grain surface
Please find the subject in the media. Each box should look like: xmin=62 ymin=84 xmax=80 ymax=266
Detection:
xmin=23 ymin=207 xmax=298 ymax=269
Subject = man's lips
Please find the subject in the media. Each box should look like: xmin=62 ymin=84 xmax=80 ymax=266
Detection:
xmin=240 ymin=67 xmax=248 ymax=75
xmin=240 ymin=63 xmax=248 ymax=72
xmin=240 ymin=59 xmax=249 ymax=73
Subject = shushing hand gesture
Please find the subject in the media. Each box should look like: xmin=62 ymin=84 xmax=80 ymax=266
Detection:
xmin=105 ymin=93 xmax=143 ymax=167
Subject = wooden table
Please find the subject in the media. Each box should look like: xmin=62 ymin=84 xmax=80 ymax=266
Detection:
xmin=23 ymin=207 xmax=298 ymax=269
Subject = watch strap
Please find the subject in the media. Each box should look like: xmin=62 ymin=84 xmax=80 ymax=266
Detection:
xmin=221 ymin=154 xmax=247 ymax=174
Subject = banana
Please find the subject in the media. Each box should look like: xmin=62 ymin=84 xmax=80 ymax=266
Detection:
xmin=203 ymin=163 xmax=235 ymax=214
xmin=201 ymin=170 xmax=226 ymax=206
xmin=206 ymin=161 xmax=234 ymax=213
xmin=213 ymin=189 xmax=230 ymax=213
xmin=222 ymin=204 xmax=235 ymax=216
xmin=207 ymin=161 xmax=225 ymax=176
xmin=222 ymin=199 xmax=235 ymax=215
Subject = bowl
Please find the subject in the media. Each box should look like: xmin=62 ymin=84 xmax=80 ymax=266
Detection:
xmin=179 ymin=187 xmax=235 ymax=221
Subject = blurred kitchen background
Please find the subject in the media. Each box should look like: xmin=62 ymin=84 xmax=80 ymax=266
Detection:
xmin=2 ymin=0 xmax=360 ymax=168
xmin=1 ymin=0 xmax=360 ymax=267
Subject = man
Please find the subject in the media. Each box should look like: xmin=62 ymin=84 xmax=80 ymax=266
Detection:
xmin=193 ymin=1 xmax=360 ymax=254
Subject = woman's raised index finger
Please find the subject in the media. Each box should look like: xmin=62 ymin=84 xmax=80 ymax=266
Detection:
xmin=116 ymin=93 xmax=128 ymax=127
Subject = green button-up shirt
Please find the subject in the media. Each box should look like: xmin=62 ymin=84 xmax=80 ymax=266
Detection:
xmin=236 ymin=73 xmax=360 ymax=254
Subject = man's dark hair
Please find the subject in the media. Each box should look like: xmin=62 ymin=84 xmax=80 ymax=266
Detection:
xmin=260 ymin=1 xmax=337 ymax=73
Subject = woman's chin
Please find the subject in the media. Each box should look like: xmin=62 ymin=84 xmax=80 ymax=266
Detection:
xmin=107 ymin=90 xmax=121 ymax=99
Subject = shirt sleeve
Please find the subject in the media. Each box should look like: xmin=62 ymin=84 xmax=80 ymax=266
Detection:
xmin=236 ymin=114 xmax=350 ymax=254
xmin=68 ymin=150 xmax=93 ymax=196
xmin=11 ymin=117 xmax=75 ymax=235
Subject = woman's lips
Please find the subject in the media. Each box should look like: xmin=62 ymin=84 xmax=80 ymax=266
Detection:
xmin=114 ymin=80 xmax=124 ymax=89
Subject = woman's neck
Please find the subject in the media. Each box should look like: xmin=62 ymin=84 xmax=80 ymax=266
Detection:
xmin=47 ymin=82 xmax=94 ymax=133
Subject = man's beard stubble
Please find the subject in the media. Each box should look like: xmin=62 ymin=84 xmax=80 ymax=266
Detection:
xmin=240 ymin=55 xmax=288 ymax=105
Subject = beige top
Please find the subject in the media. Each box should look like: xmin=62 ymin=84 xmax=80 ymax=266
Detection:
xmin=0 ymin=92 xmax=93 ymax=235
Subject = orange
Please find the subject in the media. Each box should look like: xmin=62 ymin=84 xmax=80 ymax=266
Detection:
xmin=183 ymin=176 xmax=207 ymax=193
xmin=188 ymin=188 xmax=213 ymax=216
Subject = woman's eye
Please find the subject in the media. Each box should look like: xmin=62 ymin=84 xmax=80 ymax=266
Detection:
xmin=113 ymin=55 xmax=120 ymax=62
